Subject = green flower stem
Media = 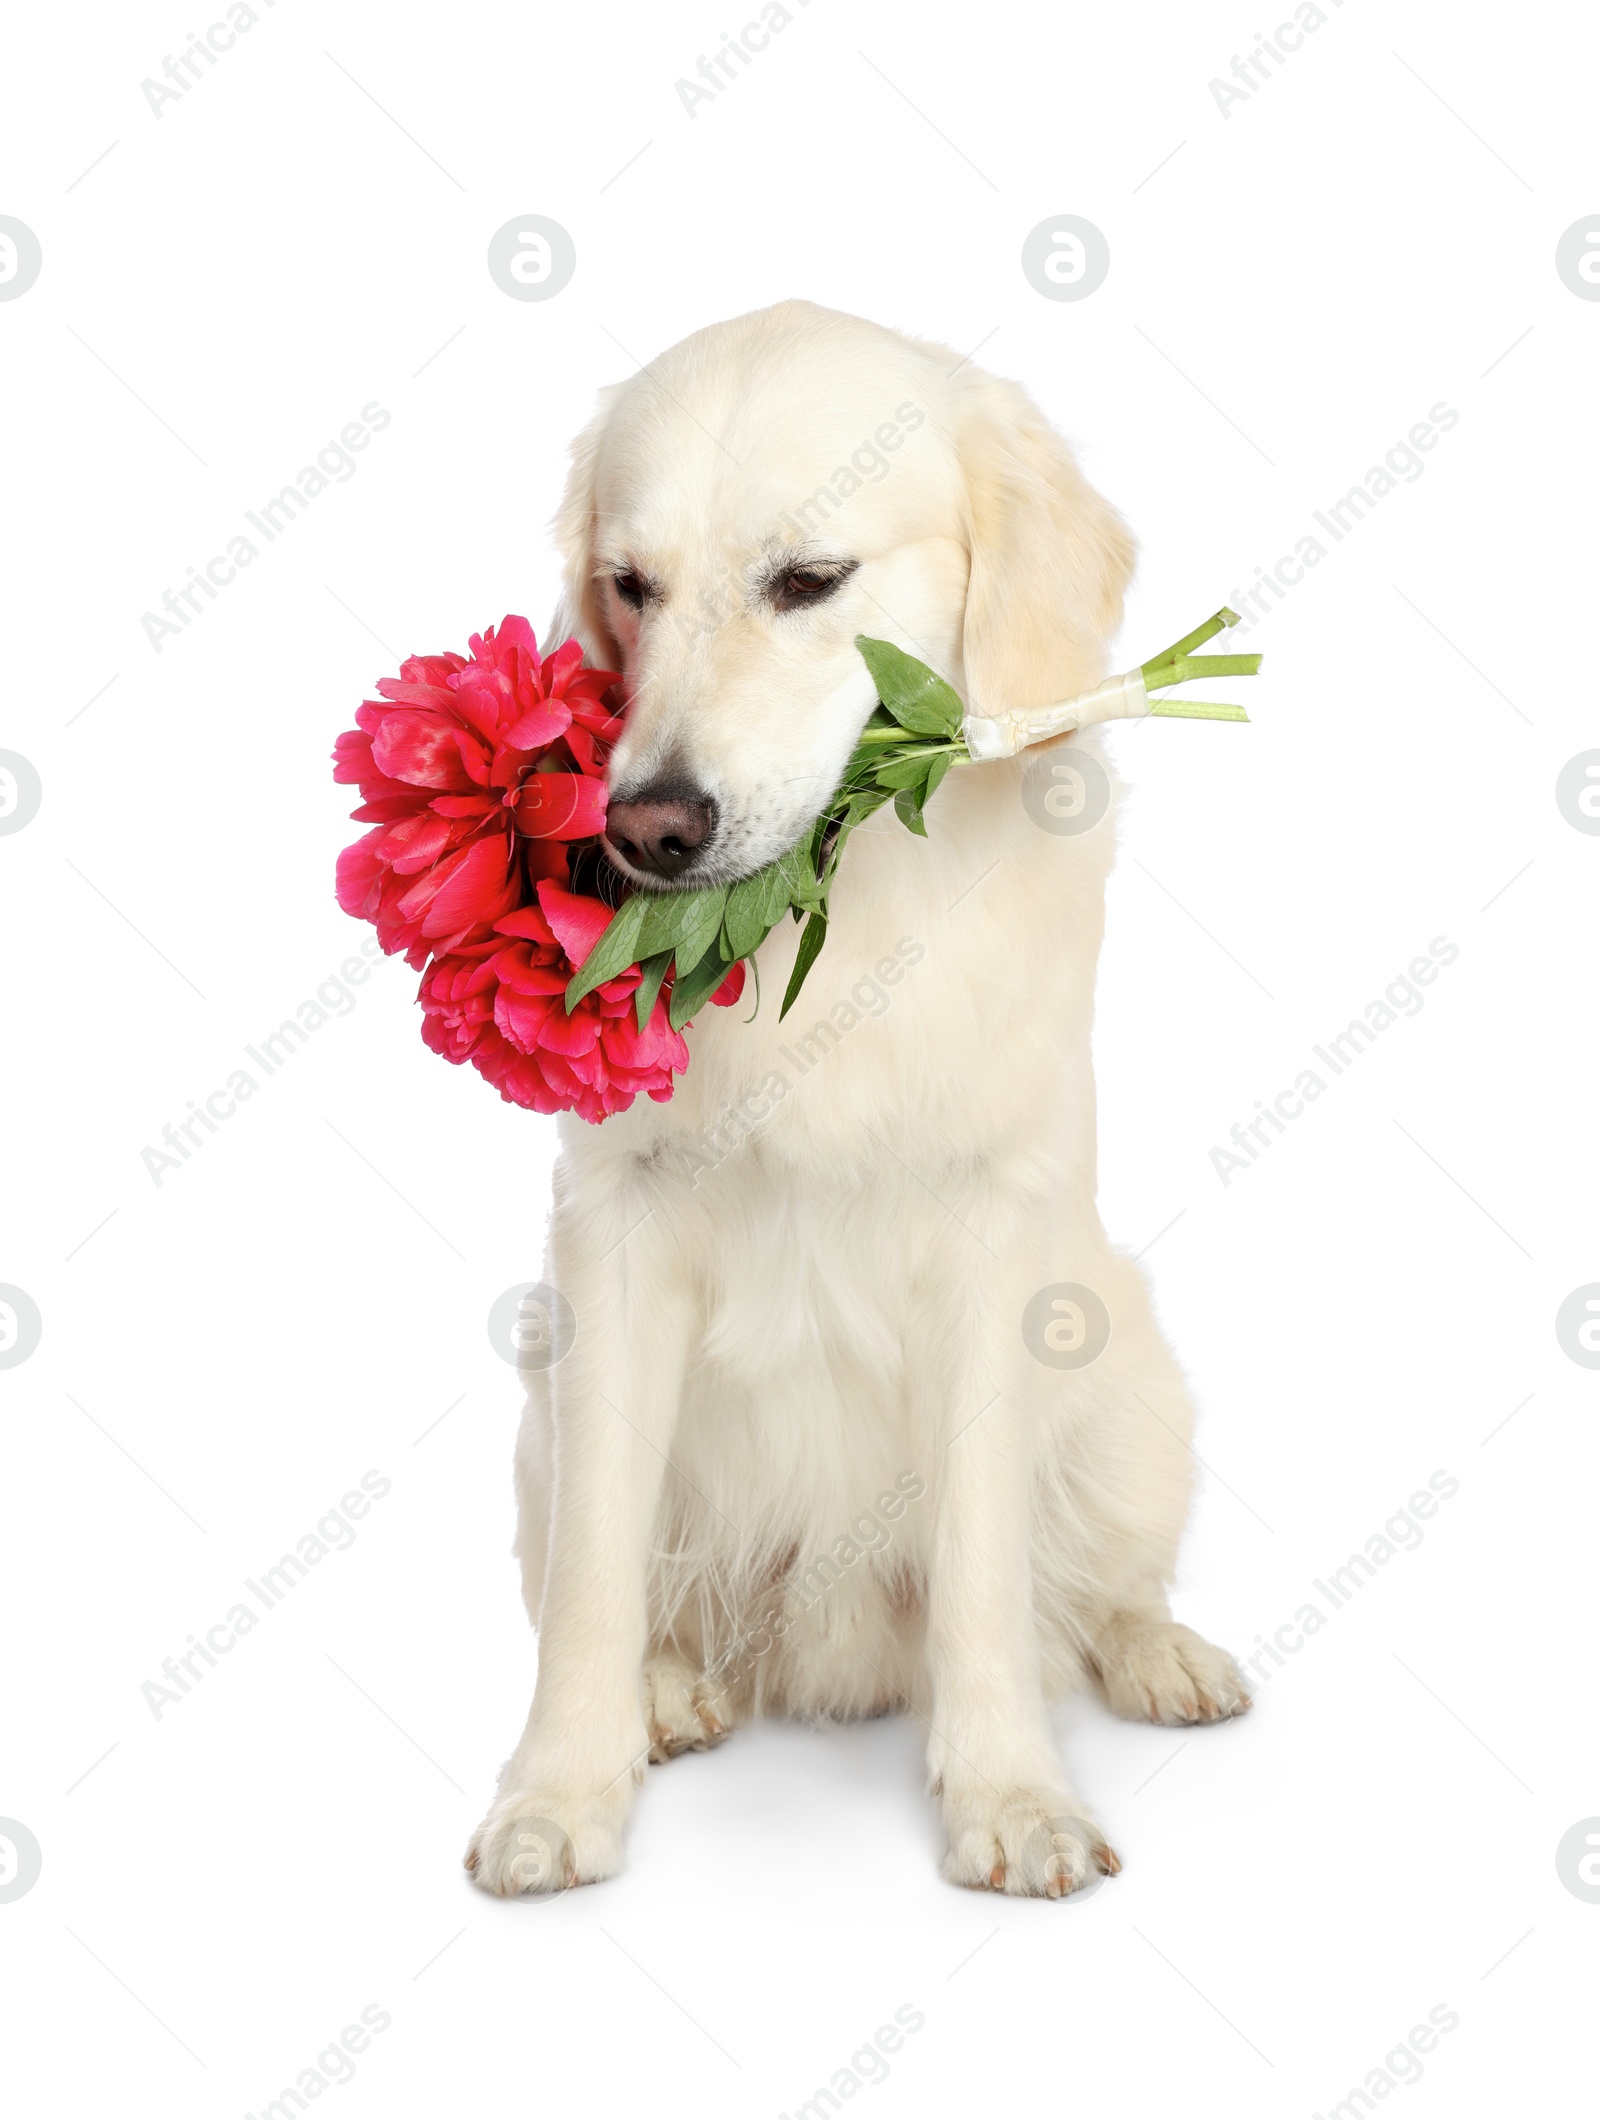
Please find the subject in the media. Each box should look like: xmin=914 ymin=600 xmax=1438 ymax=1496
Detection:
xmin=1148 ymin=652 xmax=1262 ymax=688
xmin=1145 ymin=699 xmax=1250 ymax=720
xmin=565 ymin=605 xmax=1261 ymax=1032
xmin=1140 ymin=604 xmax=1243 ymax=673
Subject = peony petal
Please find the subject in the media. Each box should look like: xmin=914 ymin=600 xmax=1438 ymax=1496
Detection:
xmin=444 ymin=671 xmax=507 ymax=748
xmin=543 ymin=637 xmax=584 ymax=689
xmin=503 ymin=702 xmax=571 ymax=750
xmin=523 ymin=835 xmax=572 ymax=884
xmin=513 ymin=772 xmax=607 ymax=841
xmin=332 ymin=729 xmax=376 ymax=783
xmin=418 ymin=834 xmax=514 ymax=935
xmin=535 ymin=1005 xmax=600 ymax=1057
xmin=492 ymin=952 xmax=569 ymax=997
xmin=335 ymin=829 xmax=386 ymax=916
xmin=382 ymin=811 xmax=456 ymax=873
xmin=372 ymin=710 xmax=483 ymax=790
xmin=536 ymin=880 xmax=616 ymax=966
xmin=526 ymin=1047 xmax=584 ymax=1099
xmin=596 ymin=967 xmax=643 ymax=1002
xmin=374 ymin=679 xmax=460 ymax=711
xmin=494 ymin=987 xmax=557 ymax=1053
xmin=493 ymin=903 xmax=558 ymax=947
xmin=558 ymin=1043 xmax=606 ymax=1089
xmin=489 ymin=614 xmax=540 ymax=665
xmin=350 ymin=793 xmax=431 ymax=823
xmin=600 ymin=1011 xmax=666 ymax=1070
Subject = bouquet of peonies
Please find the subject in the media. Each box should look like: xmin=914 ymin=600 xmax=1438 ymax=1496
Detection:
xmin=334 ymin=608 xmax=1257 ymax=1123
xmin=332 ymin=617 xmax=743 ymax=1123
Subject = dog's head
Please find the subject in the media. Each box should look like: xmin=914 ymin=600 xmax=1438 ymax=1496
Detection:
xmin=550 ymin=300 xmax=1134 ymax=889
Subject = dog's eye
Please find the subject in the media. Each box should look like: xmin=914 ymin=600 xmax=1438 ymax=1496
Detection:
xmin=769 ymin=561 xmax=856 ymax=614
xmin=612 ymin=569 xmax=650 ymax=611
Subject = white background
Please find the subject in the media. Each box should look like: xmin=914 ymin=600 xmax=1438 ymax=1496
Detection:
xmin=2 ymin=0 xmax=1596 ymax=2112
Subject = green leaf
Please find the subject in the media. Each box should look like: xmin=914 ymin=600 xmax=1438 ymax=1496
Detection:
xmin=854 ymin=635 xmax=964 ymax=738
xmin=777 ymin=838 xmax=827 ymax=913
xmin=873 ymin=750 xmax=941 ymax=790
xmin=671 ymin=884 xmax=730 ymax=980
xmin=855 ymin=707 xmax=904 ymax=739
xmin=668 ymin=941 xmax=736 ymax=1031
xmin=633 ymin=949 xmax=672 ymax=1032
xmin=724 ymin=861 xmax=790 ymax=959
xmin=779 ymin=910 xmax=830 ymax=1019
xmin=563 ymin=892 xmax=649 ymax=1012
xmin=894 ymin=785 xmax=929 ymax=836
xmin=635 ymin=885 xmax=707 ymax=959
xmin=923 ymin=751 xmax=956 ymax=804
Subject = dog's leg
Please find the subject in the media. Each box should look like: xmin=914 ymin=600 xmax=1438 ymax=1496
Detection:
xmin=910 ymin=1230 xmax=1120 ymax=1899
xmin=510 ymin=1368 xmax=553 ymax=1626
xmin=1036 ymin=1252 xmax=1253 ymax=1727
xmin=467 ymin=1210 xmax=693 ymax=1894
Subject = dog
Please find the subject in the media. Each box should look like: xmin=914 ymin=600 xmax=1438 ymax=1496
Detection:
xmin=466 ymin=299 xmax=1250 ymax=1899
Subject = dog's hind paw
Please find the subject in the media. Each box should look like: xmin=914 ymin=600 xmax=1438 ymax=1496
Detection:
xmin=643 ymin=1654 xmax=733 ymax=1762
xmin=1094 ymin=1616 xmax=1252 ymax=1726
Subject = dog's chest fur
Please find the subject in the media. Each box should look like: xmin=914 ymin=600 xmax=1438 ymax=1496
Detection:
xmin=546 ymin=744 xmax=1118 ymax=1569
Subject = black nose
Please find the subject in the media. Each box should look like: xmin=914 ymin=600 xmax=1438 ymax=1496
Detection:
xmin=603 ymin=781 xmax=717 ymax=881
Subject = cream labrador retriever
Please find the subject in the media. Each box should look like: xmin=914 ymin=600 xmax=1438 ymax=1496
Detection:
xmin=466 ymin=300 xmax=1249 ymax=1899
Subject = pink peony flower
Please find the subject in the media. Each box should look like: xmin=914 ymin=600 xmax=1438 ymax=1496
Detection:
xmin=338 ymin=618 xmax=746 ymax=1124
xmin=334 ymin=618 xmax=621 ymax=967
xmin=418 ymin=883 xmax=699 ymax=1124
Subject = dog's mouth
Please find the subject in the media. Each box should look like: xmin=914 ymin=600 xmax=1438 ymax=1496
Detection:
xmin=566 ymin=840 xmax=639 ymax=909
xmin=571 ymin=829 xmax=777 ymax=905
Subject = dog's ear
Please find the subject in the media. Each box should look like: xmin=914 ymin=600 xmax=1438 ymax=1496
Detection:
xmin=954 ymin=373 xmax=1135 ymax=719
xmin=547 ymin=386 xmax=626 ymax=671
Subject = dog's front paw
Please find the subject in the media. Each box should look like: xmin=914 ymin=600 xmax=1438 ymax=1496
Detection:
xmin=465 ymin=1785 xmax=628 ymax=1897
xmin=940 ymin=1786 xmax=1120 ymax=1899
